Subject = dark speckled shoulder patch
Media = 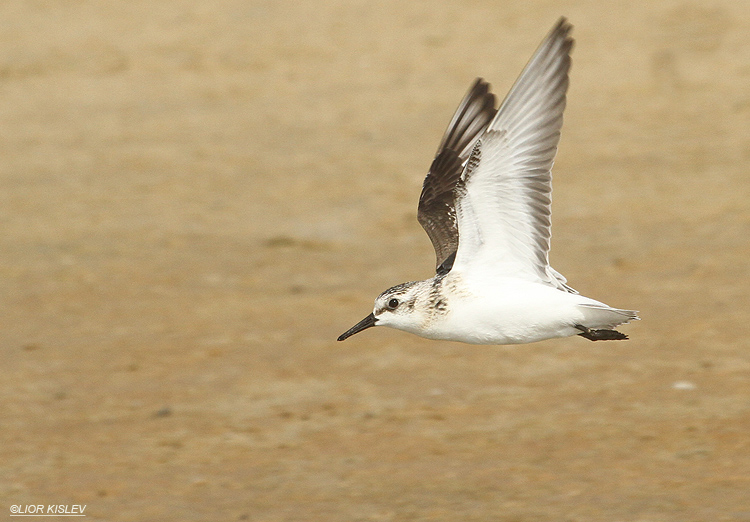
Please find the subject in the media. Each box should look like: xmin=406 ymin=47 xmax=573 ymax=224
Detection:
xmin=427 ymin=274 xmax=450 ymax=317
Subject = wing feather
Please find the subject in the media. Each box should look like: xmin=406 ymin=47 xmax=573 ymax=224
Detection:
xmin=418 ymin=79 xmax=497 ymax=272
xmin=452 ymin=18 xmax=576 ymax=292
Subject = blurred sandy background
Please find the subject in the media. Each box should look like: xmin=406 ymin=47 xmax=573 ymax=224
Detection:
xmin=2 ymin=1 xmax=750 ymax=520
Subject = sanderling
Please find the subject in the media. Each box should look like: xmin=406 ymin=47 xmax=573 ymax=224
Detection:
xmin=338 ymin=18 xmax=639 ymax=345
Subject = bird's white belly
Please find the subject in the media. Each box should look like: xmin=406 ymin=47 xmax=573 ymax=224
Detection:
xmin=424 ymin=279 xmax=583 ymax=345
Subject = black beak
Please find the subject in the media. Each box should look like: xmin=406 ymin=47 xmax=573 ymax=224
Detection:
xmin=337 ymin=313 xmax=377 ymax=341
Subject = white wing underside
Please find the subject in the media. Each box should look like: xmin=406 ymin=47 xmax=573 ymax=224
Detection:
xmin=451 ymin=19 xmax=576 ymax=293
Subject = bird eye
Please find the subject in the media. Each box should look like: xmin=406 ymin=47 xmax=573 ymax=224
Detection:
xmin=387 ymin=298 xmax=400 ymax=309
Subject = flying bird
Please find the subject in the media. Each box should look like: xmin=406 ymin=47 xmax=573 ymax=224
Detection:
xmin=338 ymin=18 xmax=638 ymax=345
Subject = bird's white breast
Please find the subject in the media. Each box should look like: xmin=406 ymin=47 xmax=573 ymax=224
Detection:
xmin=420 ymin=274 xmax=585 ymax=344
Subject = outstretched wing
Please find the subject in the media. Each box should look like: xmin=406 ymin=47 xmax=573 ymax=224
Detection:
xmin=417 ymin=78 xmax=496 ymax=273
xmin=452 ymin=18 xmax=576 ymax=292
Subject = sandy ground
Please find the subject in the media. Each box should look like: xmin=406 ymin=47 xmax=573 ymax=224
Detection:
xmin=2 ymin=1 xmax=750 ymax=521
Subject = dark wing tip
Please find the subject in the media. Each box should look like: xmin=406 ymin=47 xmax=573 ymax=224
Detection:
xmin=554 ymin=17 xmax=575 ymax=50
xmin=436 ymin=78 xmax=498 ymax=159
xmin=554 ymin=16 xmax=572 ymax=34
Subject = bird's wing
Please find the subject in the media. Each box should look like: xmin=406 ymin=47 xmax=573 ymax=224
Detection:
xmin=451 ymin=18 xmax=576 ymax=291
xmin=418 ymin=78 xmax=496 ymax=274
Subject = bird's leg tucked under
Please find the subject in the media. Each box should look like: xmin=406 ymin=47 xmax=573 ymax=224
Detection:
xmin=575 ymin=325 xmax=628 ymax=341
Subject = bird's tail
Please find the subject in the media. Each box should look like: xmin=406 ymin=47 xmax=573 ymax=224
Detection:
xmin=578 ymin=304 xmax=640 ymax=329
